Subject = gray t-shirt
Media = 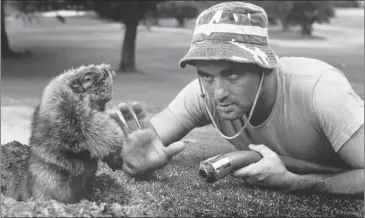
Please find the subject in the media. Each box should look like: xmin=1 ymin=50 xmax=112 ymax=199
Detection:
xmin=168 ymin=57 xmax=364 ymax=168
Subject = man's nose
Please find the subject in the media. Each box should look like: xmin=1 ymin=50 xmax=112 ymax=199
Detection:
xmin=213 ymin=78 xmax=229 ymax=102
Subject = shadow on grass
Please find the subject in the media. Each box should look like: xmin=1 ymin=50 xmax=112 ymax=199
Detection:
xmin=132 ymin=171 xmax=160 ymax=182
xmin=1 ymin=50 xmax=33 ymax=60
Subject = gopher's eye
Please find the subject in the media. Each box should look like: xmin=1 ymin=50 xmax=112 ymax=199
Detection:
xmin=84 ymin=75 xmax=93 ymax=82
xmin=70 ymin=79 xmax=84 ymax=93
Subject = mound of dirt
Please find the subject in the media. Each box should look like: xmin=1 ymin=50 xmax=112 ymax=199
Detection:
xmin=0 ymin=141 xmax=133 ymax=217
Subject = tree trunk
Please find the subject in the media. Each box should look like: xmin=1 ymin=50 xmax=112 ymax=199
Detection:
xmin=280 ymin=18 xmax=290 ymax=32
xmin=120 ymin=19 xmax=139 ymax=72
xmin=1 ymin=0 xmax=14 ymax=57
xmin=303 ymin=23 xmax=313 ymax=36
xmin=176 ymin=16 xmax=185 ymax=27
xmin=300 ymin=16 xmax=313 ymax=37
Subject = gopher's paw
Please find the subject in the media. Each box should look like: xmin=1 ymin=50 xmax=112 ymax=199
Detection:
xmin=103 ymin=152 xmax=124 ymax=171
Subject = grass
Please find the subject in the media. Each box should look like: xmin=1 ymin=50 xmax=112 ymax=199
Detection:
xmin=1 ymin=9 xmax=364 ymax=217
xmin=114 ymin=128 xmax=363 ymax=217
xmin=2 ymin=132 xmax=364 ymax=217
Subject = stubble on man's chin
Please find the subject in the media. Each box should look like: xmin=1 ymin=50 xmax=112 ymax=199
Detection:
xmin=214 ymin=103 xmax=249 ymax=120
xmin=218 ymin=110 xmax=245 ymax=121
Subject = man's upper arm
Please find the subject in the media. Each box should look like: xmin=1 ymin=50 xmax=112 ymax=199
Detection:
xmin=150 ymin=79 xmax=210 ymax=146
xmin=312 ymin=70 xmax=364 ymax=168
xmin=337 ymin=124 xmax=364 ymax=169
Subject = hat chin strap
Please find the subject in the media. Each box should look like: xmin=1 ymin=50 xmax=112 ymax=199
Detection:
xmin=198 ymin=70 xmax=264 ymax=140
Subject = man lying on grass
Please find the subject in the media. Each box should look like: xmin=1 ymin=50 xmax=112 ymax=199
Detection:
xmin=112 ymin=2 xmax=364 ymax=197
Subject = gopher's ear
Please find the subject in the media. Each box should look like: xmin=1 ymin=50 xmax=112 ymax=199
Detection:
xmin=70 ymin=80 xmax=84 ymax=93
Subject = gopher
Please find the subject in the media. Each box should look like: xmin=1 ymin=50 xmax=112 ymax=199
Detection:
xmin=13 ymin=64 xmax=125 ymax=203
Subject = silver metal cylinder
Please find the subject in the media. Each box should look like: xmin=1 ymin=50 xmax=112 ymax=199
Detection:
xmin=198 ymin=155 xmax=232 ymax=183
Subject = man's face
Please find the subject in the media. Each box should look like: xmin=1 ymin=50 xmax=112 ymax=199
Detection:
xmin=196 ymin=60 xmax=263 ymax=120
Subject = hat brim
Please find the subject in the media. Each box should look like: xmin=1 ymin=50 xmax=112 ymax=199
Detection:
xmin=179 ymin=40 xmax=279 ymax=69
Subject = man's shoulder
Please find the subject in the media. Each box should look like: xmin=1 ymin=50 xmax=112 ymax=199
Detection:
xmin=278 ymin=56 xmax=345 ymax=93
xmin=279 ymin=56 xmax=337 ymax=78
xmin=177 ymin=78 xmax=201 ymax=97
xmin=167 ymin=78 xmax=211 ymax=129
xmin=277 ymin=57 xmax=349 ymax=108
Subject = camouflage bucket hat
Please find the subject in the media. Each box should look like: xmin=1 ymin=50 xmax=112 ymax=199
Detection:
xmin=179 ymin=1 xmax=279 ymax=69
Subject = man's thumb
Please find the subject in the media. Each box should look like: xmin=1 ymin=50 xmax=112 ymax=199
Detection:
xmin=164 ymin=141 xmax=187 ymax=158
xmin=249 ymin=144 xmax=276 ymax=158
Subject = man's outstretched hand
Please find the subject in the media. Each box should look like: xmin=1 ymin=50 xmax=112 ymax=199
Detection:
xmin=109 ymin=102 xmax=187 ymax=176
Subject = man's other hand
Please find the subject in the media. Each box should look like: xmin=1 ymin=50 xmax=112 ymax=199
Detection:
xmin=231 ymin=144 xmax=295 ymax=190
xmin=110 ymin=102 xmax=187 ymax=176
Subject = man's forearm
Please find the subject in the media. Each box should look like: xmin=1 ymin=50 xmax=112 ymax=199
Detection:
xmin=286 ymin=169 xmax=364 ymax=197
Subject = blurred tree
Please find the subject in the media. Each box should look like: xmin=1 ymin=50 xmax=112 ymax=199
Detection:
xmin=250 ymin=1 xmax=293 ymax=31
xmin=1 ymin=0 xmax=92 ymax=58
xmin=92 ymin=1 xmax=160 ymax=72
xmin=157 ymin=1 xmax=200 ymax=27
xmin=250 ymin=1 xmax=335 ymax=36
xmin=0 ymin=0 xmax=30 ymax=58
xmin=285 ymin=1 xmax=335 ymax=36
xmin=1 ymin=0 xmax=13 ymax=58
xmin=2 ymin=0 xmax=159 ymax=72
xmin=177 ymin=1 xmax=334 ymax=36
xmin=334 ymin=0 xmax=363 ymax=8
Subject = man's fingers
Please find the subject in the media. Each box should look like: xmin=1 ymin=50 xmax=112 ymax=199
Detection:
xmin=231 ymin=164 xmax=256 ymax=178
xmin=131 ymin=101 xmax=152 ymax=129
xmin=249 ymin=144 xmax=277 ymax=158
xmin=163 ymin=141 xmax=187 ymax=159
xmin=109 ymin=111 xmax=130 ymax=135
xmin=119 ymin=102 xmax=140 ymax=131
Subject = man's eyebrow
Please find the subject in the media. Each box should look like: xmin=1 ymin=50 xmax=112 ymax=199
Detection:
xmin=220 ymin=67 xmax=237 ymax=74
xmin=197 ymin=70 xmax=210 ymax=76
xmin=221 ymin=66 xmax=245 ymax=75
xmin=197 ymin=66 xmax=238 ymax=76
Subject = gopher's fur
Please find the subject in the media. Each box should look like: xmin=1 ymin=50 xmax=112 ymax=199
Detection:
xmin=13 ymin=64 xmax=125 ymax=203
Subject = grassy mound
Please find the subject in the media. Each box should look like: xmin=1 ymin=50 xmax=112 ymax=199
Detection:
xmin=1 ymin=139 xmax=364 ymax=217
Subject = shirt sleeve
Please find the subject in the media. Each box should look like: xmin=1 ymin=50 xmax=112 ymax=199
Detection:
xmin=167 ymin=79 xmax=211 ymax=131
xmin=312 ymin=69 xmax=364 ymax=152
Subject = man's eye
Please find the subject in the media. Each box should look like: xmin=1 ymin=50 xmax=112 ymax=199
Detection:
xmin=201 ymin=75 xmax=213 ymax=82
xmin=228 ymin=73 xmax=239 ymax=80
